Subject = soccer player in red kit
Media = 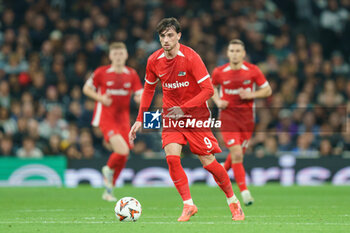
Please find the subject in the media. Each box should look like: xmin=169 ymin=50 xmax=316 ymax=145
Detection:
xmin=83 ymin=42 xmax=142 ymax=202
xmin=129 ymin=18 xmax=244 ymax=221
xmin=212 ymin=39 xmax=272 ymax=206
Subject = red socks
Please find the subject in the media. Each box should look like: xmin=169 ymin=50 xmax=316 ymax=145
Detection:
xmin=107 ymin=153 xmax=128 ymax=184
xmin=224 ymin=152 xmax=248 ymax=192
xmin=166 ymin=155 xmax=191 ymax=201
xmin=204 ymin=160 xmax=234 ymax=198
xmin=232 ymin=163 xmax=247 ymax=192
xmin=223 ymin=154 xmax=232 ymax=171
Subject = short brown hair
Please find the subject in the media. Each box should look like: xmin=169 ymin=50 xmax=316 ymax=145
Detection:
xmin=156 ymin=17 xmax=181 ymax=35
xmin=229 ymin=39 xmax=245 ymax=49
xmin=109 ymin=42 xmax=126 ymax=51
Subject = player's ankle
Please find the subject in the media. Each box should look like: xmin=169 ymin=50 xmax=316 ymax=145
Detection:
xmin=226 ymin=195 xmax=239 ymax=205
xmin=183 ymin=199 xmax=194 ymax=205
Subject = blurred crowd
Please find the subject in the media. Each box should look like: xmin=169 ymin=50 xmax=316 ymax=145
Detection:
xmin=0 ymin=0 xmax=349 ymax=159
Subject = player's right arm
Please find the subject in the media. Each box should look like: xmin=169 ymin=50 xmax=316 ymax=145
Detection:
xmin=211 ymin=68 xmax=229 ymax=109
xmin=129 ymin=58 xmax=158 ymax=142
xmin=82 ymin=70 xmax=112 ymax=106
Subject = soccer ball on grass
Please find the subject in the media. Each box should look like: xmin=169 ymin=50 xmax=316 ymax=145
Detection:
xmin=114 ymin=197 xmax=142 ymax=222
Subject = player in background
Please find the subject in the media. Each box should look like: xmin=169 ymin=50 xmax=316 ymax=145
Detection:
xmin=211 ymin=39 xmax=272 ymax=206
xmin=129 ymin=18 xmax=245 ymax=221
xmin=83 ymin=42 xmax=143 ymax=202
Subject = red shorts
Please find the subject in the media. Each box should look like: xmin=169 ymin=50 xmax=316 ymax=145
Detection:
xmin=221 ymin=131 xmax=253 ymax=149
xmin=99 ymin=123 xmax=131 ymax=148
xmin=220 ymin=110 xmax=254 ymax=149
xmin=162 ymin=128 xmax=222 ymax=155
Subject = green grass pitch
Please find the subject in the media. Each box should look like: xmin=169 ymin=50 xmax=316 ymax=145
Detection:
xmin=0 ymin=185 xmax=349 ymax=233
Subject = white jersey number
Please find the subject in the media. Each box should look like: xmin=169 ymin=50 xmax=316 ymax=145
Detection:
xmin=204 ymin=137 xmax=212 ymax=149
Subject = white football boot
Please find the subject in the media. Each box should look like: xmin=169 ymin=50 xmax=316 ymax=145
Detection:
xmin=241 ymin=190 xmax=254 ymax=206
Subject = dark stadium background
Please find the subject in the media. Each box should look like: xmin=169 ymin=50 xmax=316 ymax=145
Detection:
xmin=0 ymin=0 xmax=349 ymax=185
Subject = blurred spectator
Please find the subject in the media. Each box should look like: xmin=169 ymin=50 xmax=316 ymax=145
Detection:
xmin=40 ymin=40 xmax=54 ymax=76
xmin=43 ymin=134 xmax=62 ymax=155
xmin=319 ymin=0 xmax=349 ymax=57
xmin=276 ymin=109 xmax=298 ymax=137
xmin=292 ymin=133 xmax=318 ymax=157
xmin=319 ymin=139 xmax=333 ymax=157
xmin=0 ymin=80 xmax=11 ymax=109
xmin=38 ymin=106 xmax=68 ymax=139
xmin=317 ymin=80 xmax=344 ymax=107
xmin=16 ymin=136 xmax=43 ymax=158
xmin=277 ymin=132 xmax=293 ymax=151
xmin=27 ymin=118 xmax=48 ymax=151
xmin=0 ymin=107 xmax=17 ymax=135
xmin=13 ymin=117 xmax=28 ymax=147
xmin=81 ymin=143 xmax=96 ymax=159
xmin=0 ymin=135 xmax=15 ymax=156
xmin=66 ymin=101 xmax=83 ymax=124
xmin=331 ymin=51 xmax=350 ymax=75
xmin=41 ymin=85 xmax=64 ymax=112
xmin=3 ymin=53 xmax=28 ymax=74
xmin=136 ymin=30 xmax=160 ymax=56
xmin=29 ymin=71 xmax=46 ymax=101
xmin=9 ymin=100 xmax=21 ymax=120
xmin=255 ymin=136 xmax=278 ymax=158
xmin=298 ymin=111 xmax=319 ymax=134
xmin=65 ymin=144 xmax=82 ymax=159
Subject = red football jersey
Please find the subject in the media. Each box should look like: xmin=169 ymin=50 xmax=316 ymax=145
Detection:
xmin=87 ymin=65 xmax=143 ymax=127
xmin=144 ymin=44 xmax=212 ymax=119
xmin=212 ymin=61 xmax=268 ymax=126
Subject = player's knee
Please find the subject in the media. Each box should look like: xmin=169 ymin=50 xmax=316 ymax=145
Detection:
xmin=231 ymin=152 xmax=243 ymax=162
xmin=199 ymin=154 xmax=215 ymax=167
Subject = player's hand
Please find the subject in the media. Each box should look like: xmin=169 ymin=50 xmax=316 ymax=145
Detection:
xmin=239 ymin=89 xmax=255 ymax=100
xmin=129 ymin=121 xmax=142 ymax=144
xmin=100 ymin=94 xmax=112 ymax=106
xmin=166 ymin=106 xmax=184 ymax=120
xmin=216 ymin=99 xmax=229 ymax=109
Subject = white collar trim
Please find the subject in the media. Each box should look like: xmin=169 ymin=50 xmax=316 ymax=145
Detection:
xmin=157 ymin=50 xmax=185 ymax=59
xmin=242 ymin=64 xmax=249 ymax=70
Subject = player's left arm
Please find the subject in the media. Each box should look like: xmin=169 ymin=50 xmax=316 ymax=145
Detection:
xmin=181 ymin=53 xmax=214 ymax=108
xmin=239 ymin=66 xmax=272 ymax=100
xmin=168 ymin=78 xmax=213 ymax=119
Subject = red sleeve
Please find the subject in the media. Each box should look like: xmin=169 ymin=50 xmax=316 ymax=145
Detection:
xmin=254 ymin=66 xmax=268 ymax=87
xmin=131 ymin=69 xmax=143 ymax=94
xmin=144 ymin=58 xmax=159 ymax=85
xmin=136 ymin=59 xmax=157 ymax=122
xmin=211 ymin=67 xmax=221 ymax=86
xmin=181 ymin=78 xmax=214 ymax=109
xmin=180 ymin=52 xmax=213 ymax=109
xmin=190 ymin=51 xmax=210 ymax=84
